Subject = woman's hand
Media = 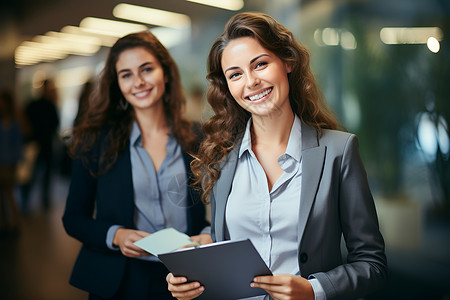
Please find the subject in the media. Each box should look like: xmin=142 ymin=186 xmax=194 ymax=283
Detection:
xmin=190 ymin=234 xmax=213 ymax=245
xmin=251 ymin=274 xmax=314 ymax=300
xmin=113 ymin=228 xmax=150 ymax=258
xmin=166 ymin=273 xmax=204 ymax=300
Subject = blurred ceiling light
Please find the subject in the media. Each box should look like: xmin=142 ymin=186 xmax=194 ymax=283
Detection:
xmin=46 ymin=31 xmax=101 ymax=46
xmin=113 ymin=3 xmax=191 ymax=29
xmin=79 ymin=17 xmax=148 ymax=37
xmin=340 ymin=30 xmax=357 ymax=50
xmin=33 ymin=35 xmax=100 ymax=55
xmin=61 ymin=26 xmax=118 ymax=47
xmin=15 ymin=41 xmax=68 ymax=66
xmin=427 ymin=37 xmax=440 ymax=53
xmin=150 ymin=27 xmax=188 ymax=49
xmin=314 ymin=28 xmax=356 ymax=50
xmin=16 ymin=42 xmax=67 ymax=57
xmin=186 ymin=0 xmax=244 ymax=11
xmin=380 ymin=27 xmax=443 ymax=45
xmin=322 ymin=28 xmax=340 ymax=46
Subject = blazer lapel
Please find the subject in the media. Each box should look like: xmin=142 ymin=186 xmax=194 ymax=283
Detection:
xmin=298 ymin=124 xmax=326 ymax=245
xmin=212 ymin=145 xmax=240 ymax=241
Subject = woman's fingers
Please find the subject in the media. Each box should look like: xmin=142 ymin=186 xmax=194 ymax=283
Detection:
xmin=166 ymin=273 xmax=205 ymax=300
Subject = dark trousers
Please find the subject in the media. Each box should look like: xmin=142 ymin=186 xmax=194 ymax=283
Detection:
xmin=88 ymin=259 xmax=174 ymax=300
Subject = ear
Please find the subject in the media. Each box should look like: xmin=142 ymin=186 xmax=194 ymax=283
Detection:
xmin=285 ymin=62 xmax=292 ymax=73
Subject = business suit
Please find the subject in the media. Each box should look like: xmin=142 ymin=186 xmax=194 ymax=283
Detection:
xmin=62 ymin=141 xmax=209 ymax=299
xmin=210 ymin=121 xmax=387 ymax=300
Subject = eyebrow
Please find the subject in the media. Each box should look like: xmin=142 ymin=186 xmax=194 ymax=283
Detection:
xmin=224 ymin=54 xmax=270 ymax=74
xmin=117 ymin=62 xmax=154 ymax=75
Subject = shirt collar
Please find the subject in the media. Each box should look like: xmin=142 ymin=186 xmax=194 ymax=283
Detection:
xmin=286 ymin=114 xmax=302 ymax=162
xmin=238 ymin=115 xmax=302 ymax=162
xmin=130 ymin=121 xmax=141 ymax=146
xmin=238 ymin=118 xmax=253 ymax=158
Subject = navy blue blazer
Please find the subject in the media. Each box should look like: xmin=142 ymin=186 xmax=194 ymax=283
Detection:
xmin=62 ymin=141 xmax=209 ymax=298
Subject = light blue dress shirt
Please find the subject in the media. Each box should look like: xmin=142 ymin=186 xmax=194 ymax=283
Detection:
xmin=225 ymin=115 xmax=325 ymax=299
xmin=106 ymin=121 xmax=189 ymax=261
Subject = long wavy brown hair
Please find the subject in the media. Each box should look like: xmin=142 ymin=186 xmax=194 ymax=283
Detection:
xmin=70 ymin=30 xmax=196 ymax=175
xmin=192 ymin=12 xmax=343 ymax=203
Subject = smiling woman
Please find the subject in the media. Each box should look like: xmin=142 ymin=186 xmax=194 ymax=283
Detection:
xmin=62 ymin=31 xmax=211 ymax=300
xmin=116 ymin=47 xmax=167 ymax=113
xmin=167 ymin=12 xmax=387 ymax=300
xmin=221 ymin=37 xmax=292 ymax=125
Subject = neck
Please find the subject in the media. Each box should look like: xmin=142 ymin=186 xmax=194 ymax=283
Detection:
xmin=251 ymin=108 xmax=295 ymax=147
xmin=134 ymin=103 xmax=169 ymax=139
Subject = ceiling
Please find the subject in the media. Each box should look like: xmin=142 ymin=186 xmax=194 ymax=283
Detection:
xmin=0 ymin=0 xmax=237 ymax=59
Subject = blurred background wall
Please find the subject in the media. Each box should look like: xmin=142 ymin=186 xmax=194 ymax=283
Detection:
xmin=0 ymin=0 xmax=449 ymax=299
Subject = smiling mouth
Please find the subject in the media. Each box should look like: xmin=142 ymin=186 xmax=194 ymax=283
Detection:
xmin=133 ymin=89 xmax=151 ymax=98
xmin=247 ymin=87 xmax=272 ymax=101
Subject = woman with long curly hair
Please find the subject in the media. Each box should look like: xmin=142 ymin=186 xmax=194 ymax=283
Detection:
xmin=63 ymin=30 xmax=211 ymax=300
xmin=167 ymin=12 xmax=387 ymax=300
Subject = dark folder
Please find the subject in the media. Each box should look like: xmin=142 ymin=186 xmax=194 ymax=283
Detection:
xmin=158 ymin=239 xmax=272 ymax=300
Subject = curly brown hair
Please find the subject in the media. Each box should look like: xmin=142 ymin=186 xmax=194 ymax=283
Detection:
xmin=192 ymin=12 xmax=342 ymax=204
xmin=70 ymin=30 xmax=196 ymax=175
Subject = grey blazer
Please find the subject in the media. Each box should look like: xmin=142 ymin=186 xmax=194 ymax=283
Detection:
xmin=210 ymin=122 xmax=387 ymax=300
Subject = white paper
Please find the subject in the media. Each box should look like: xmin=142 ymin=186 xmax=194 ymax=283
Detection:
xmin=133 ymin=228 xmax=196 ymax=256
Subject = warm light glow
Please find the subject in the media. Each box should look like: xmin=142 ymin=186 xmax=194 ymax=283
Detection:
xmin=79 ymin=17 xmax=148 ymax=37
xmin=113 ymin=3 xmax=191 ymax=29
xmin=322 ymin=28 xmax=339 ymax=46
xmin=186 ymin=0 xmax=244 ymax=11
xmin=15 ymin=42 xmax=69 ymax=66
xmin=380 ymin=27 xmax=443 ymax=44
xmin=33 ymin=35 xmax=100 ymax=55
xmin=427 ymin=37 xmax=440 ymax=53
xmin=61 ymin=26 xmax=118 ymax=47
xmin=314 ymin=28 xmax=357 ymax=50
xmin=46 ymin=31 xmax=101 ymax=46
xmin=340 ymin=30 xmax=357 ymax=50
xmin=62 ymin=27 xmax=117 ymax=47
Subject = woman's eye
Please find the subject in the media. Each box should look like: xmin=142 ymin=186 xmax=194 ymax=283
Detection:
xmin=256 ymin=61 xmax=268 ymax=69
xmin=229 ymin=72 xmax=241 ymax=80
xmin=121 ymin=73 xmax=131 ymax=79
xmin=142 ymin=67 xmax=153 ymax=73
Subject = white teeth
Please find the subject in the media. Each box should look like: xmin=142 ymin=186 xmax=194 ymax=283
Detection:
xmin=249 ymin=88 xmax=272 ymax=101
xmin=135 ymin=91 xmax=149 ymax=98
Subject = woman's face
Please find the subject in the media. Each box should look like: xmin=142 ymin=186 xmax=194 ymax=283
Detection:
xmin=116 ymin=47 xmax=167 ymax=111
xmin=221 ymin=37 xmax=291 ymax=119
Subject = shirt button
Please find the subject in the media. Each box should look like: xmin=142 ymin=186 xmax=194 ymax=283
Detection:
xmin=300 ymin=252 xmax=308 ymax=263
xmin=282 ymin=154 xmax=286 ymax=159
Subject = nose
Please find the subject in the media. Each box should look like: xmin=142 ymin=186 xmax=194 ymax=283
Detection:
xmin=134 ymin=74 xmax=145 ymax=87
xmin=246 ymin=72 xmax=260 ymax=89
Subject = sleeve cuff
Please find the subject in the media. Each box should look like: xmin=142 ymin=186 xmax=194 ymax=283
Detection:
xmin=200 ymin=226 xmax=211 ymax=235
xmin=106 ymin=225 xmax=123 ymax=250
xmin=309 ymin=277 xmax=326 ymax=300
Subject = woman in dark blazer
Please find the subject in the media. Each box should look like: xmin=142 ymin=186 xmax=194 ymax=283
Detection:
xmin=167 ymin=12 xmax=387 ymax=300
xmin=63 ymin=31 xmax=210 ymax=300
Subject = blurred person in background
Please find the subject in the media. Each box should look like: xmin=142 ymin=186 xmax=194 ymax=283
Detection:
xmin=167 ymin=12 xmax=387 ymax=300
xmin=22 ymin=78 xmax=59 ymax=212
xmin=62 ymin=30 xmax=211 ymax=300
xmin=0 ymin=89 xmax=23 ymax=233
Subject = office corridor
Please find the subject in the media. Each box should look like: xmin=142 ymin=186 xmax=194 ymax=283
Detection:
xmin=0 ymin=175 xmax=87 ymax=300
